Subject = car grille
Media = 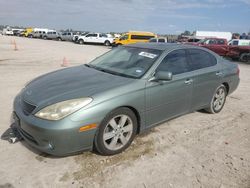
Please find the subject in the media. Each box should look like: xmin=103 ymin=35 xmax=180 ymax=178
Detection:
xmin=21 ymin=100 xmax=36 ymax=115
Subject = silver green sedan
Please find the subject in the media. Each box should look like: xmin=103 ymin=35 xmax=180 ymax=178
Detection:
xmin=12 ymin=43 xmax=240 ymax=156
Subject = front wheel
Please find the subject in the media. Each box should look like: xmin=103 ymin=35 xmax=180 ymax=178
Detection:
xmin=205 ymin=85 xmax=227 ymax=113
xmin=79 ymin=39 xmax=84 ymax=45
xmin=94 ymin=107 xmax=137 ymax=155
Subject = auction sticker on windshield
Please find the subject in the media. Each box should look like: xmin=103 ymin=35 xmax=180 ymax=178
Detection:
xmin=139 ymin=52 xmax=158 ymax=59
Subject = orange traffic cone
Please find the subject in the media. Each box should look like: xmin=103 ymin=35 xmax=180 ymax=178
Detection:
xmin=61 ymin=57 xmax=69 ymax=67
xmin=13 ymin=40 xmax=18 ymax=51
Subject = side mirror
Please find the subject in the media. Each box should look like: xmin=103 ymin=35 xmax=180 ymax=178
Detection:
xmin=151 ymin=71 xmax=173 ymax=81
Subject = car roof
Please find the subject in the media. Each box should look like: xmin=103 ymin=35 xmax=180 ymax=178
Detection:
xmin=125 ymin=42 xmax=208 ymax=51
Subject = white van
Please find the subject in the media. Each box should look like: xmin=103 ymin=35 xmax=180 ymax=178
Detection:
xmin=228 ymin=39 xmax=250 ymax=46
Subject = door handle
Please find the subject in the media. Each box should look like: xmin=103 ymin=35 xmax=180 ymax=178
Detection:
xmin=216 ymin=72 xmax=223 ymax=76
xmin=184 ymin=79 xmax=193 ymax=85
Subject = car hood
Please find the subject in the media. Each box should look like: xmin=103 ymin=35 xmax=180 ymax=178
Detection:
xmin=21 ymin=65 xmax=134 ymax=107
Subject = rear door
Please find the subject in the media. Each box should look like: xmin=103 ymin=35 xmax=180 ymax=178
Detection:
xmin=186 ymin=49 xmax=221 ymax=110
xmin=145 ymin=49 xmax=193 ymax=127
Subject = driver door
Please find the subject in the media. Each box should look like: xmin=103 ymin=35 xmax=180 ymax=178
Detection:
xmin=145 ymin=49 xmax=193 ymax=127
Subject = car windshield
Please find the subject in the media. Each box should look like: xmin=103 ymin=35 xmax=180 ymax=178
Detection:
xmin=87 ymin=46 xmax=162 ymax=78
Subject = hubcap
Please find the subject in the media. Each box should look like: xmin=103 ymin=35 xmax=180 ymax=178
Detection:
xmin=103 ymin=115 xmax=133 ymax=151
xmin=213 ymin=88 xmax=226 ymax=111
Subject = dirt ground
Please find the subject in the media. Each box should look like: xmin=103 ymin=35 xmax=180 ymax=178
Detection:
xmin=0 ymin=36 xmax=249 ymax=188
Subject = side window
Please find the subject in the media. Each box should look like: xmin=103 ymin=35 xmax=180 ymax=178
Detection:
xmin=208 ymin=39 xmax=216 ymax=44
xmin=158 ymin=38 xmax=165 ymax=43
xmin=100 ymin=34 xmax=107 ymax=38
xmin=188 ymin=49 xmax=217 ymax=71
xmin=217 ymin=39 xmax=225 ymax=45
xmin=93 ymin=34 xmax=98 ymax=37
xmin=131 ymin=35 xmax=154 ymax=40
xmin=156 ymin=50 xmax=189 ymax=75
xmin=120 ymin=35 xmax=128 ymax=40
xmin=232 ymin=41 xmax=239 ymax=45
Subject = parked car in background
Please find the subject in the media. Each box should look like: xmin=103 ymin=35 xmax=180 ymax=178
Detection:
xmin=12 ymin=29 xmax=24 ymax=36
xmin=190 ymin=38 xmax=250 ymax=63
xmin=20 ymin=28 xmax=33 ymax=37
xmin=28 ymin=28 xmax=49 ymax=38
xmin=73 ymin=32 xmax=88 ymax=42
xmin=2 ymin=28 xmax=14 ymax=35
xmin=30 ymin=31 xmax=47 ymax=39
xmin=11 ymin=43 xmax=239 ymax=156
xmin=43 ymin=31 xmax=62 ymax=40
xmin=228 ymin=39 xmax=250 ymax=46
xmin=113 ymin=31 xmax=156 ymax=46
xmin=149 ymin=37 xmax=167 ymax=43
xmin=59 ymin=32 xmax=74 ymax=41
xmin=78 ymin=33 xmax=114 ymax=46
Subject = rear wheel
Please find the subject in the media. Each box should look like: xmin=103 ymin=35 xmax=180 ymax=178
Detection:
xmin=104 ymin=40 xmax=111 ymax=46
xmin=57 ymin=37 xmax=62 ymax=41
xmin=239 ymin=53 xmax=250 ymax=63
xmin=94 ymin=107 xmax=137 ymax=155
xmin=205 ymin=85 xmax=227 ymax=114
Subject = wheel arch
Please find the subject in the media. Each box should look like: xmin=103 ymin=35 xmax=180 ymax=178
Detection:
xmin=222 ymin=82 xmax=229 ymax=94
xmin=104 ymin=105 xmax=142 ymax=134
xmin=122 ymin=106 xmax=141 ymax=134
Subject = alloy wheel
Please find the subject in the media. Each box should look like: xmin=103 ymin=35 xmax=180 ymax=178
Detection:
xmin=103 ymin=115 xmax=133 ymax=151
xmin=213 ymin=87 xmax=226 ymax=111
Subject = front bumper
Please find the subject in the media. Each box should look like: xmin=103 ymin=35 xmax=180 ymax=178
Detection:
xmin=13 ymin=96 xmax=102 ymax=156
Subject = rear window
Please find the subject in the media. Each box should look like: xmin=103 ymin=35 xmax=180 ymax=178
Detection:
xmin=131 ymin=35 xmax=155 ymax=40
xmin=187 ymin=49 xmax=217 ymax=71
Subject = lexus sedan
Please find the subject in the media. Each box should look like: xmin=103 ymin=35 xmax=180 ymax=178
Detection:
xmin=12 ymin=43 xmax=239 ymax=156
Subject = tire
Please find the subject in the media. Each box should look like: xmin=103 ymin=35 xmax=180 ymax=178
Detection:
xmin=43 ymin=36 xmax=47 ymax=40
xmin=57 ymin=37 xmax=62 ymax=41
xmin=104 ymin=40 xmax=111 ymax=46
xmin=239 ymin=53 xmax=250 ymax=63
xmin=79 ymin=39 xmax=84 ymax=45
xmin=205 ymin=85 xmax=227 ymax=114
xmin=94 ymin=107 xmax=137 ymax=155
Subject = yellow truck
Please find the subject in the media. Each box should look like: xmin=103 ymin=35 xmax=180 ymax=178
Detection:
xmin=113 ymin=31 xmax=157 ymax=46
xmin=20 ymin=28 xmax=33 ymax=37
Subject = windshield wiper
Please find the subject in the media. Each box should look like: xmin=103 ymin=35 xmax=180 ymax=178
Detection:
xmin=88 ymin=65 xmax=136 ymax=79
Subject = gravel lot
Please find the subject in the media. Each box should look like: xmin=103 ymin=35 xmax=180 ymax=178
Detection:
xmin=0 ymin=36 xmax=249 ymax=188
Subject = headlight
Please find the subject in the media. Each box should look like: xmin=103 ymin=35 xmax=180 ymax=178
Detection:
xmin=35 ymin=98 xmax=92 ymax=121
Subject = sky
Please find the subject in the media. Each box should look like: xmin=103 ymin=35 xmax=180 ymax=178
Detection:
xmin=0 ymin=0 xmax=249 ymax=34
